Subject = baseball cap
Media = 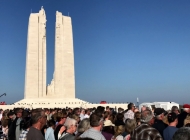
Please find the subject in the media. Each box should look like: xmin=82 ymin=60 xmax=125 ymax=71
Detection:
xmin=154 ymin=108 xmax=165 ymax=116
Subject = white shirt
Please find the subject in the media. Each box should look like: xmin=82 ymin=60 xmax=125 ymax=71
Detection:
xmin=124 ymin=110 xmax=134 ymax=122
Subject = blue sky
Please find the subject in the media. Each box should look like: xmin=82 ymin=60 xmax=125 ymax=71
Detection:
xmin=0 ymin=0 xmax=190 ymax=104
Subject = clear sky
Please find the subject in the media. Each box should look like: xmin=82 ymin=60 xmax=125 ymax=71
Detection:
xmin=0 ymin=0 xmax=190 ymax=105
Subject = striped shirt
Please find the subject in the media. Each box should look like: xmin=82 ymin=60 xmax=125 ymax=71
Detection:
xmin=131 ymin=123 xmax=163 ymax=140
xmin=19 ymin=130 xmax=29 ymax=140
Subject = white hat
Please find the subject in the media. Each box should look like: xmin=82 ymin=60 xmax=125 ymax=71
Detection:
xmin=104 ymin=120 xmax=115 ymax=127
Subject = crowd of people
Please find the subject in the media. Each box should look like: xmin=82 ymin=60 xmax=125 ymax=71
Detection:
xmin=0 ymin=103 xmax=190 ymax=140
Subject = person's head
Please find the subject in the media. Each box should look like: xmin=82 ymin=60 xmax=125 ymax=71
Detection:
xmin=70 ymin=114 xmax=80 ymax=123
xmin=16 ymin=108 xmax=23 ymax=118
xmin=128 ymin=103 xmax=135 ymax=112
xmin=77 ymin=118 xmax=90 ymax=134
xmin=48 ymin=119 xmax=56 ymax=129
xmin=73 ymin=108 xmax=80 ymax=116
xmin=154 ymin=108 xmax=165 ymax=120
xmin=56 ymin=112 xmax=67 ymax=124
xmin=184 ymin=114 xmax=190 ymax=126
xmin=22 ymin=110 xmax=30 ymax=118
xmin=141 ymin=108 xmax=154 ymax=124
xmin=118 ymin=107 xmax=123 ymax=113
xmin=80 ymin=109 xmax=85 ymax=115
xmin=31 ymin=109 xmax=46 ymax=129
xmin=173 ymin=127 xmax=190 ymax=140
xmin=125 ymin=119 xmax=136 ymax=134
xmin=90 ymin=113 xmax=104 ymax=131
xmin=116 ymin=113 xmax=124 ymax=121
xmin=95 ymin=106 xmax=105 ymax=118
xmin=1 ymin=119 xmax=9 ymax=127
xmin=7 ymin=111 xmax=15 ymax=120
xmin=103 ymin=111 xmax=110 ymax=120
xmin=114 ymin=125 xmax=125 ymax=138
xmin=141 ymin=106 xmax=147 ymax=112
xmin=106 ymin=106 xmax=110 ymax=112
xmin=171 ymin=106 xmax=180 ymax=115
xmin=20 ymin=117 xmax=32 ymax=130
xmin=167 ymin=112 xmax=178 ymax=125
xmin=85 ymin=109 xmax=90 ymax=115
xmin=135 ymin=111 xmax=141 ymax=125
xmin=183 ymin=104 xmax=190 ymax=113
xmin=64 ymin=117 xmax=77 ymax=134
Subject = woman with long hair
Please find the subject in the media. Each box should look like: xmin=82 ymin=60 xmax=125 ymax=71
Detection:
xmin=111 ymin=125 xmax=124 ymax=140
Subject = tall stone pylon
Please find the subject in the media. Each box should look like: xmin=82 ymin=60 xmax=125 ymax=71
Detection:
xmin=24 ymin=7 xmax=47 ymax=98
xmin=47 ymin=11 xmax=75 ymax=98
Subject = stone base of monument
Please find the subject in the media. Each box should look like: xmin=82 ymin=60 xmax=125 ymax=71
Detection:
xmin=13 ymin=98 xmax=90 ymax=109
xmin=0 ymin=98 xmax=128 ymax=110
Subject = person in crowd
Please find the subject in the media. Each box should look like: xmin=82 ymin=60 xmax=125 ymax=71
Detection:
xmin=19 ymin=117 xmax=32 ymax=140
xmin=177 ymin=104 xmax=190 ymax=128
xmin=172 ymin=127 xmax=190 ymax=140
xmin=45 ymin=120 xmax=56 ymax=140
xmin=54 ymin=112 xmax=67 ymax=140
xmin=27 ymin=109 xmax=47 ymax=140
xmin=83 ymin=109 xmax=90 ymax=119
xmin=131 ymin=108 xmax=163 ymax=140
xmin=1 ymin=117 xmax=9 ymax=140
xmin=45 ymin=109 xmax=51 ymax=121
xmin=95 ymin=106 xmax=105 ymax=118
xmin=70 ymin=114 xmax=80 ymax=124
xmin=103 ymin=111 xmax=110 ymax=122
xmin=102 ymin=118 xmax=115 ymax=140
xmin=8 ymin=108 xmax=23 ymax=140
xmin=109 ymin=113 xmax=116 ymax=124
xmin=0 ymin=109 xmax=3 ymax=121
xmin=123 ymin=119 xmax=136 ymax=140
xmin=140 ymin=106 xmax=147 ymax=112
xmin=152 ymin=108 xmax=168 ymax=137
xmin=118 ymin=108 xmax=124 ymax=113
xmin=80 ymin=109 xmax=85 ymax=121
xmin=106 ymin=106 xmax=110 ymax=112
xmin=171 ymin=106 xmax=180 ymax=115
xmin=115 ymin=113 xmax=125 ymax=126
xmin=76 ymin=118 xmax=90 ymax=138
xmin=184 ymin=114 xmax=190 ymax=126
xmin=111 ymin=125 xmax=124 ymax=140
xmin=72 ymin=108 xmax=80 ymax=117
xmin=80 ymin=113 xmax=106 ymax=140
xmin=58 ymin=117 xmax=77 ymax=140
xmin=7 ymin=111 xmax=16 ymax=127
xmin=134 ymin=111 xmax=141 ymax=126
xmin=124 ymin=103 xmax=135 ymax=121
xmin=163 ymin=112 xmax=178 ymax=140
xmin=162 ymin=112 xmax=169 ymax=125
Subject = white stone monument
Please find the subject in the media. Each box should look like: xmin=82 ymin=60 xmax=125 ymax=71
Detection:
xmin=24 ymin=7 xmax=47 ymax=99
xmin=47 ymin=11 xmax=75 ymax=98
xmin=2 ymin=7 xmax=128 ymax=110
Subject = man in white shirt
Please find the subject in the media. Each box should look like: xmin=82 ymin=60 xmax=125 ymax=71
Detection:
xmin=124 ymin=103 xmax=135 ymax=122
xmin=83 ymin=109 xmax=90 ymax=119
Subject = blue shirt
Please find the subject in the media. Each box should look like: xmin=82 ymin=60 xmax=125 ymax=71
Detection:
xmin=45 ymin=127 xmax=55 ymax=140
xmin=163 ymin=126 xmax=178 ymax=140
